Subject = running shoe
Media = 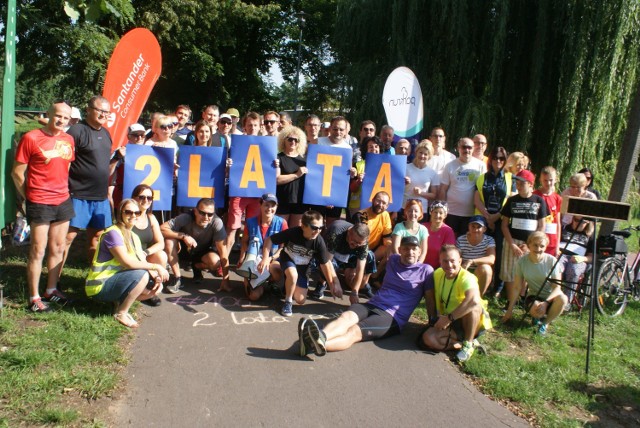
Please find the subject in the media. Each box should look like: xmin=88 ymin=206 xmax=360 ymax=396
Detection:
xmin=281 ymin=301 xmax=293 ymax=317
xmin=360 ymin=283 xmax=375 ymax=299
xmin=537 ymin=323 xmax=548 ymax=336
xmin=310 ymin=283 xmax=327 ymax=300
xmin=29 ymin=298 xmax=52 ymax=313
xmin=305 ymin=319 xmax=327 ymax=356
xmin=192 ymin=269 xmax=203 ymax=284
xmin=165 ymin=276 xmax=182 ymax=294
xmin=456 ymin=340 xmax=475 ymax=363
xmin=43 ymin=289 xmax=71 ymax=306
xmin=298 ymin=318 xmax=311 ymax=356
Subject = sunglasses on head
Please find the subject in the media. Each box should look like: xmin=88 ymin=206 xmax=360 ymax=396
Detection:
xmin=123 ymin=209 xmax=141 ymax=216
xmin=198 ymin=209 xmax=214 ymax=218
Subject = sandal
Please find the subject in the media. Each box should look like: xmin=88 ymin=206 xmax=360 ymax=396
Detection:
xmin=114 ymin=312 xmax=139 ymax=328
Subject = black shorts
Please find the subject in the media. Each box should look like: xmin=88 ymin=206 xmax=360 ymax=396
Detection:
xmin=308 ymin=204 xmax=342 ymax=219
xmin=350 ymin=303 xmax=400 ymax=341
xmin=26 ymin=198 xmax=75 ymax=224
xmin=276 ymin=202 xmax=309 ymax=215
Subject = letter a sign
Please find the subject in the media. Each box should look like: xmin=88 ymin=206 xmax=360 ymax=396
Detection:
xmin=103 ymin=28 xmax=162 ymax=152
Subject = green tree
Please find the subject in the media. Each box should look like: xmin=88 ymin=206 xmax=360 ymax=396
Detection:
xmin=0 ymin=0 xmax=134 ymax=107
xmin=332 ymin=0 xmax=640 ymax=189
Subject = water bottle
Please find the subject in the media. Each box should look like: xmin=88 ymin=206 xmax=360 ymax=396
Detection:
xmin=12 ymin=217 xmax=30 ymax=246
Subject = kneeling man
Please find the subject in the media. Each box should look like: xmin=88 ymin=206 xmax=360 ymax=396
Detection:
xmin=300 ymin=236 xmax=435 ymax=357
xmin=420 ymin=245 xmax=491 ymax=362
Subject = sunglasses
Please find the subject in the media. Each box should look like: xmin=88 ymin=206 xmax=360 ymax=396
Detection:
xmin=198 ymin=210 xmax=215 ymax=218
xmin=287 ymin=137 xmax=299 ymax=143
xmin=494 ymin=157 xmax=506 ymax=161
xmin=460 ymin=146 xmax=474 ymax=150
xmin=363 ymin=127 xmax=375 ymax=132
xmin=219 ymin=120 xmax=232 ymax=125
xmin=123 ymin=209 xmax=141 ymax=216
xmin=308 ymin=224 xmax=324 ymax=231
xmin=129 ymin=133 xmax=146 ymax=139
xmin=160 ymin=124 xmax=173 ymax=130
xmin=264 ymin=120 xmax=278 ymax=124
xmin=137 ymin=195 xmax=153 ymax=202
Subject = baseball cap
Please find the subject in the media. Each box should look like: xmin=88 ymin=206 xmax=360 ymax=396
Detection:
xmin=514 ymin=169 xmax=536 ymax=184
xmin=469 ymin=215 xmax=488 ymax=228
xmin=261 ymin=193 xmax=278 ymax=204
xmin=226 ymin=108 xmax=240 ymax=118
xmin=400 ymin=236 xmax=420 ymax=247
xmin=219 ymin=114 xmax=233 ymax=123
xmin=71 ymin=107 xmax=82 ymax=119
xmin=128 ymin=123 xmax=146 ymax=134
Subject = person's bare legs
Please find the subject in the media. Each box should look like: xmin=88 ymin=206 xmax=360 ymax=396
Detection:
xmin=474 ymin=265 xmax=493 ymax=296
xmin=60 ymin=226 xmax=79 ymax=280
xmin=86 ymin=227 xmax=102 ymax=264
xmin=322 ymin=310 xmax=363 ymax=351
xmin=115 ymin=274 xmax=149 ymax=327
xmin=27 ymin=223 xmax=51 ymax=300
xmin=46 ymin=220 xmax=70 ymax=290
xmin=164 ymin=238 xmax=181 ymax=277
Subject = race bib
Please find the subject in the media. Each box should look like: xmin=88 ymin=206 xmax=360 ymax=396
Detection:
xmin=511 ymin=218 xmax=537 ymax=231
xmin=544 ymin=222 xmax=557 ymax=234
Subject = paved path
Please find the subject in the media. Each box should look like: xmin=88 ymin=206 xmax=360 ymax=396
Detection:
xmin=113 ymin=270 xmax=528 ymax=427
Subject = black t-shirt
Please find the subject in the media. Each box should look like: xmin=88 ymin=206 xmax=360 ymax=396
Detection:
xmin=276 ymin=152 xmax=306 ymax=205
xmin=500 ymin=193 xmax=548 ymax=242
xmin=67 ymin=121 xmax=113 ymax=200
xmin=559 ymin=223 xmax=594 ymax=256
xmin=270 ymin=226 xmax=330 ymax=266
xmin=324 ymin=220 xmax=368 ymax=262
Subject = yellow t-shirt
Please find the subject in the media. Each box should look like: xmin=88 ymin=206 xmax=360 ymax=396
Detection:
xmin=358 ymin=207 xmax=392 ymax=249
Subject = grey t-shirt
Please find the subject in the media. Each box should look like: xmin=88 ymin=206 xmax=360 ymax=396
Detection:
xmin=167 ymin=213 xmax=226 ymax=247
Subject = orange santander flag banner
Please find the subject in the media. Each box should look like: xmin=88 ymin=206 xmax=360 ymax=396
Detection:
xmin=103 ymin=28 xmax=162 ymax=152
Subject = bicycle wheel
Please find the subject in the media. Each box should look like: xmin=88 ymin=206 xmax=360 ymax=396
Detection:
xmin=595 ymin=258 xmax=629 ymax=316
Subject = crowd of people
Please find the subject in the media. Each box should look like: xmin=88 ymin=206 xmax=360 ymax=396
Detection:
xmin=11 ymin=96 xmax=603 ymax=362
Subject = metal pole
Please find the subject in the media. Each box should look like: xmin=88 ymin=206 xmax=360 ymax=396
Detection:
xmin=293 ymin=12 xmax=305 ymax=112
xmin=1 ymin=0 xmax=18 ymax=231
xmin=585 ymin=219 xmax=599 ymax=376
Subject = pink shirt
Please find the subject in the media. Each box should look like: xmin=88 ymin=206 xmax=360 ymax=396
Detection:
xmin=425 ymin=223 xmax=456 ymax=268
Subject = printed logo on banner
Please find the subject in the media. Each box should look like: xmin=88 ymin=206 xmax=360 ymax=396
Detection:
xmin=228 ymin=136 xmax=277 ymax=198
xmin=360 ymin=153 xmax=407 ymax=213
xmin=103 ymin=28 xmax=162 ymax=152
xmin=303 ymin=144 xmax=352 ymax=208
xmin=177 ymin=145 xmax=227 ymax=209
xmin=123 ymin=145 xmax=174 ymax=211
xmin=382 ymin=67 xmax=424 ymax=138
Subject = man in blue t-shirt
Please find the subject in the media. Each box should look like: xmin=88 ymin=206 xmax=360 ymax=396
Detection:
xmin=299 ymin=236 xmax=435 ymax=357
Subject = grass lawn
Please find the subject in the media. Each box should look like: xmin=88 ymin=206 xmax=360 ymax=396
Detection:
xmin=414 ymin=296 xmax=640 ymax=427
xmin=2 ymin=231 xmax=640 ymax=426
xmin=0 ymin=241 xmax=127 ymax=427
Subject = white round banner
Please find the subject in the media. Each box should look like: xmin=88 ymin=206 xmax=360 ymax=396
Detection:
xmin=382 ymin=67 xmax=424 ymax=138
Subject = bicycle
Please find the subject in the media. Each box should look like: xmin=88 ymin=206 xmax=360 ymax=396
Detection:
xmin=594 ymin=225 xmax=640 ymax=316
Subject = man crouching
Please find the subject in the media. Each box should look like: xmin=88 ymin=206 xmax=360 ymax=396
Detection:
xmin=419 ymin=245 xmax=491 ymax=362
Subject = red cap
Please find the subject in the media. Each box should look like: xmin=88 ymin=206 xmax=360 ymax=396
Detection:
xmin=515 ymin=169 xmax=536 ymax=184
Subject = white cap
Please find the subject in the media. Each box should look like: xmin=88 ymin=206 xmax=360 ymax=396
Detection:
xmin=128 ymin=123 xmax=146 ymax=134
xmin=219 ymin=114 xmax=233 ymax=121
xmin=71 ymin=107 xmax=82 ymax=119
